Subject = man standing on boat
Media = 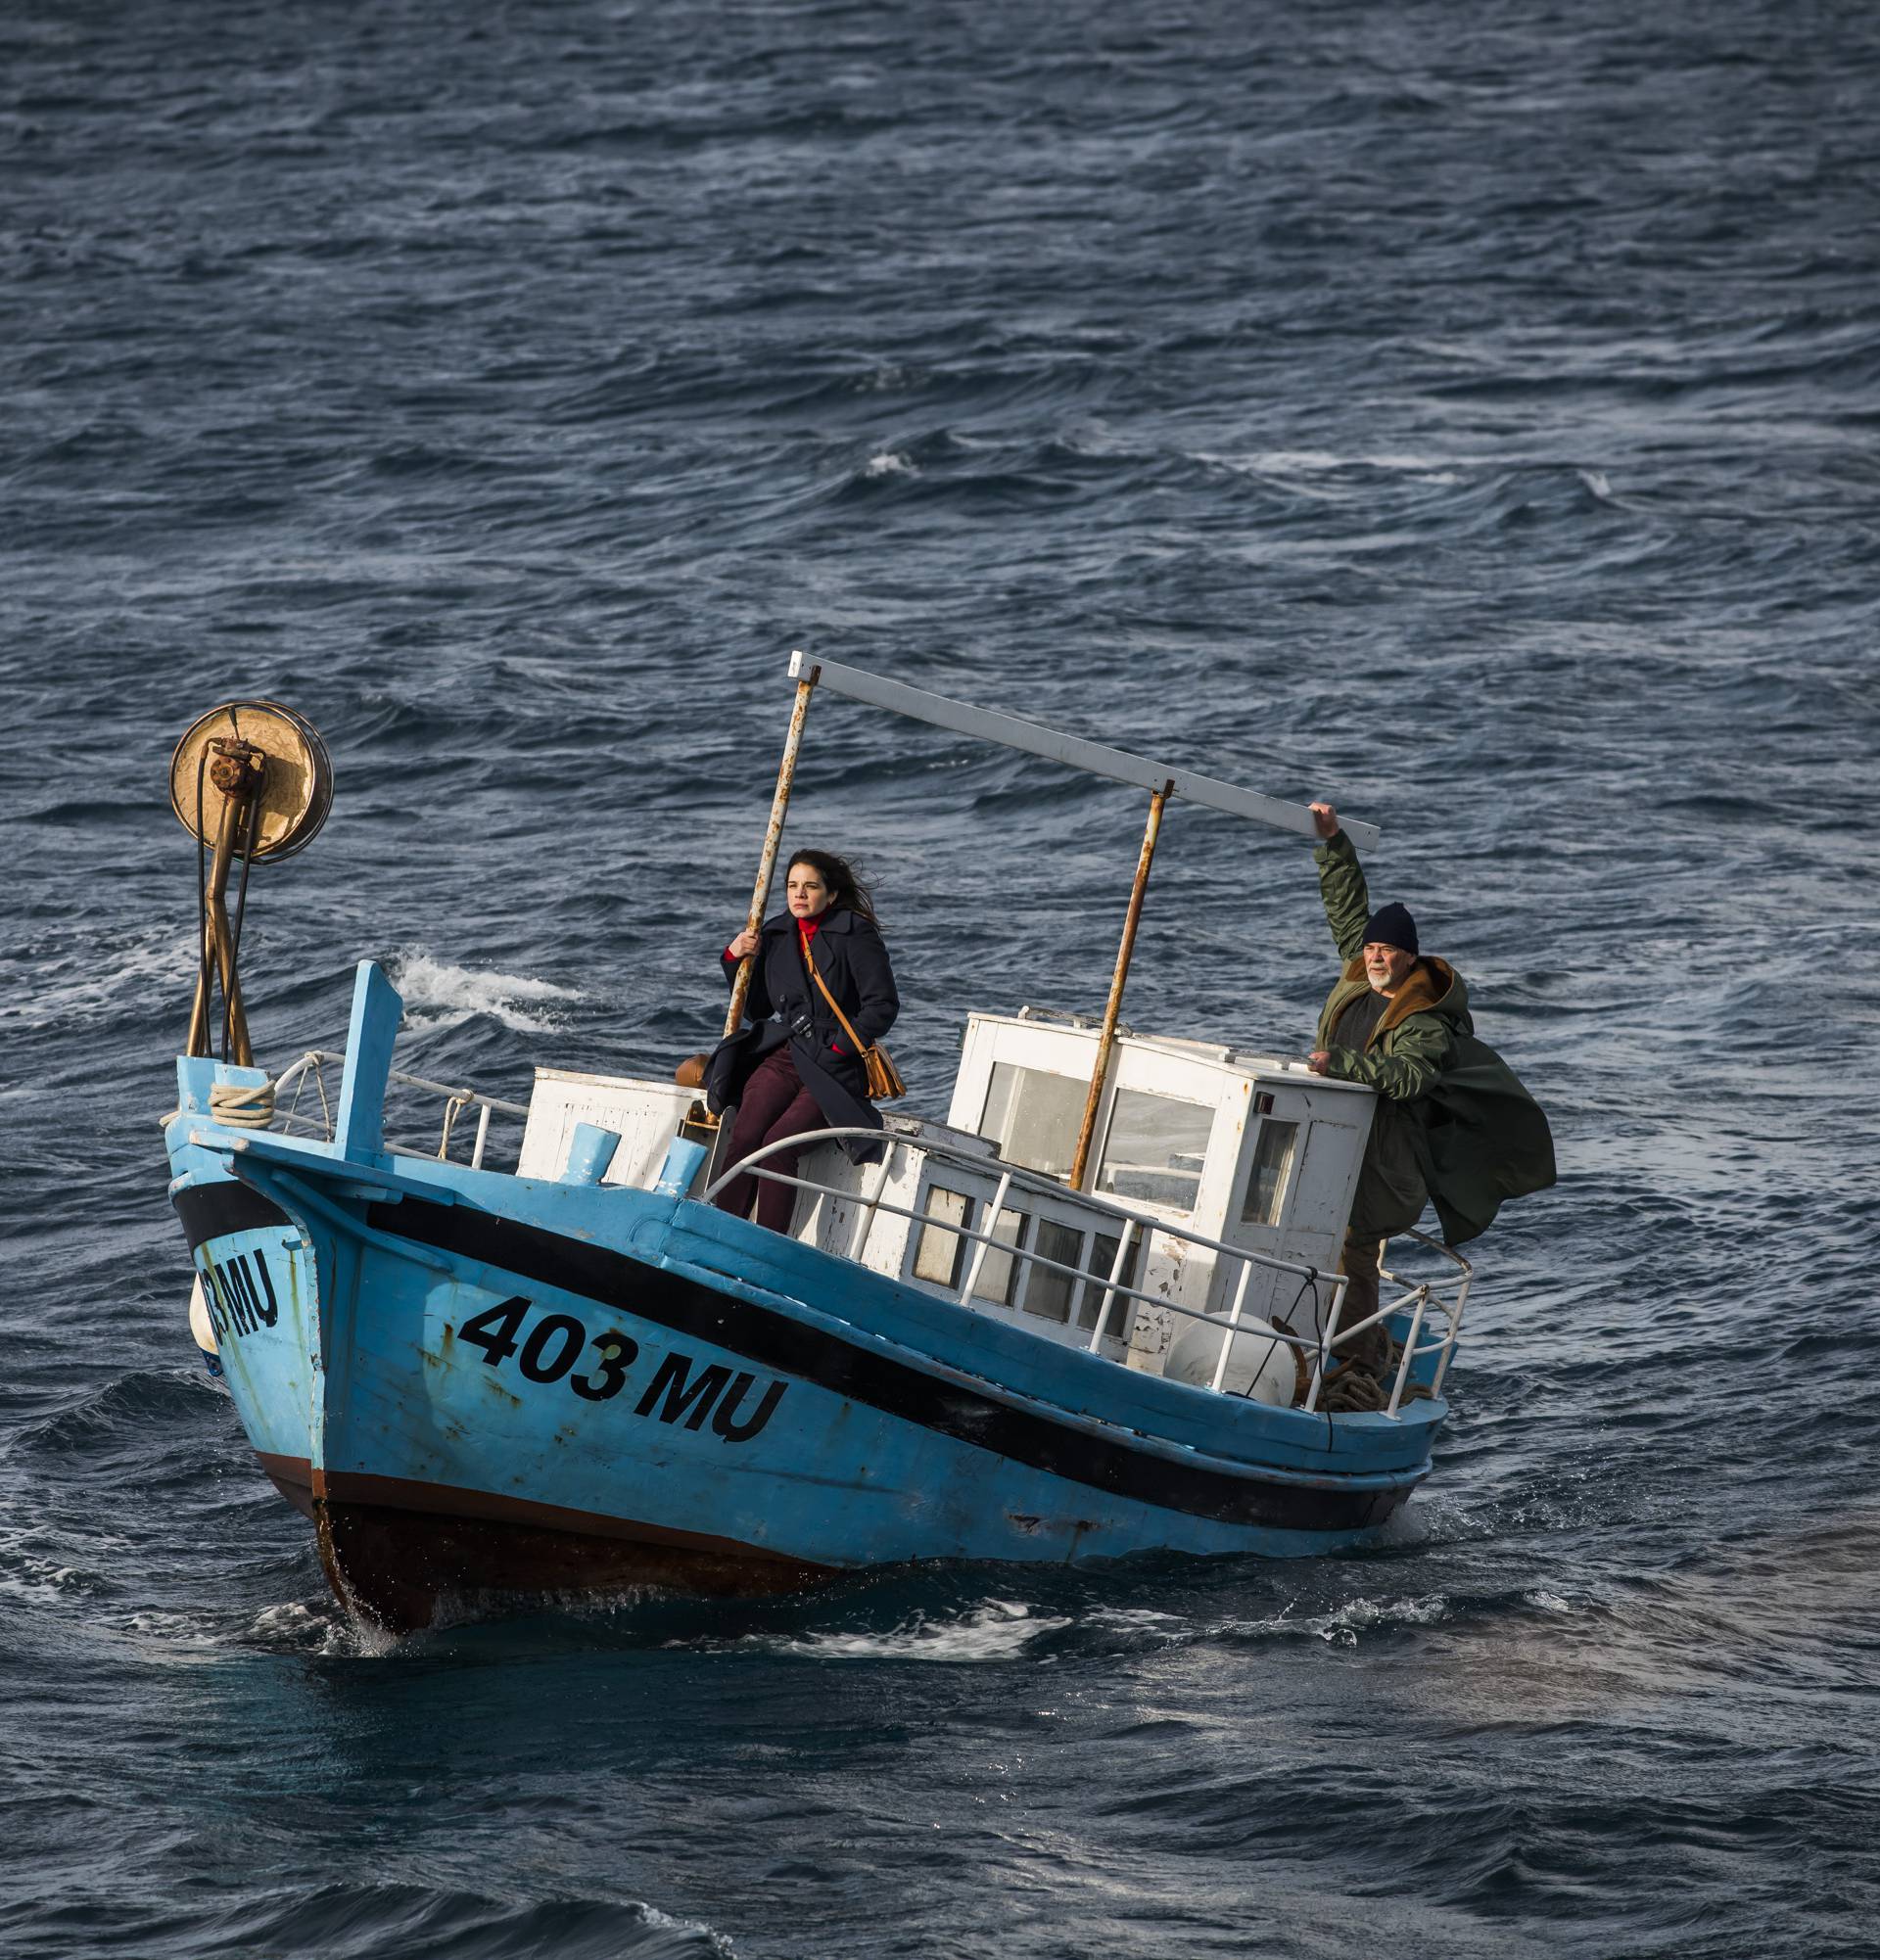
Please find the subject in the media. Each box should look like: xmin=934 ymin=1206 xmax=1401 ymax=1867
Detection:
xmin=1303 ymin=802 xmax=1554 ymax=1387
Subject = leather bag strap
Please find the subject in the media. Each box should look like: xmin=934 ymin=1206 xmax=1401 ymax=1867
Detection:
xmin=801 ymin=930 xmax=870 ymax=1057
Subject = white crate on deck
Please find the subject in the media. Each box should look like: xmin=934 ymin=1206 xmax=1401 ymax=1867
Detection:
xmin=517 ymin=1067 xmax=696 ymax=1188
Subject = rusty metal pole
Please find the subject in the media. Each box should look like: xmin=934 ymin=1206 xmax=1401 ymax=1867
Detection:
xmin=186 ymin=742 xmax=265 ymax=1064
xmin=722 ymin=664 xmax=821 ymax=1042
xmin=186 ymin=793 xmax=238 ymax=1058
xmin=1069 ymin=780 xmax=1172 ymax=1191
xmin=187 ymin=794 xmax=254 ymax=1062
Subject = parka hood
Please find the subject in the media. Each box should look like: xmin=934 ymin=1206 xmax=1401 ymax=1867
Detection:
xmin=1332 ymin=954 xmax=1470 ymax=1045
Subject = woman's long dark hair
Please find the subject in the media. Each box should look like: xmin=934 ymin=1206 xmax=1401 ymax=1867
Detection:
xmin=788 ymin=849 xmax=880 ymax=927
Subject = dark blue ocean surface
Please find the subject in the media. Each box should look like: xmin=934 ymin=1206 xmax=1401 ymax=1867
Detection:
xmin=3 ymin=0 xmax=1877 ymax=1953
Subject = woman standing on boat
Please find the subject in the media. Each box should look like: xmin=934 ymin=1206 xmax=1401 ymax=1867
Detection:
xmin=706 ymin=849 xmax=899 ymax=1233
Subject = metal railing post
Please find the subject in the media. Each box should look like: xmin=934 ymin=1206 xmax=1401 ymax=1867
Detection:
xmin=956 ymin=1170 xmax=1012 ymax=1303
xmin=1386 ymin=1288 xmax=1431 ymax=1419
xmin=1303 ymin=1273 xmax=1348 ymax=1414
xmin=1208 ymin=1259 xmax=1255 ymax=1393
xmin=1084 ymin=1224 xmax=1138 ymax=1351
xmin=848 ymin=1143 xmax=901 ymax=1262
xmin=1433 ymin=1269 xmax=1471 ymax=1397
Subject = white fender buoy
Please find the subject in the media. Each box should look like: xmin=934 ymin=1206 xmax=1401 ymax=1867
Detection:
xmin=1164 ymin=1314 xmax=1299 ymax=1406
xmin=188 ymin=1276 xmax=223 ymax=1376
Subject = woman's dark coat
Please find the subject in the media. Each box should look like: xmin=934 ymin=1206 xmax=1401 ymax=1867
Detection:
xmin=705 ymin=906 xmax=900 ymax=1160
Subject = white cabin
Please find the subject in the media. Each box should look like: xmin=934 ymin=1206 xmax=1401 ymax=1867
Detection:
xmin=516 ymin=1003 xmax=1374 ymax=1379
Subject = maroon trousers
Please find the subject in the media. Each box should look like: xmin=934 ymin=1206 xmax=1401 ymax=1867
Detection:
xmin=712 ymin=1047 xmax=824 ymax=1234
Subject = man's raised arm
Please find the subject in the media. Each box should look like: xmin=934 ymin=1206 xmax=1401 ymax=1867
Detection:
xmin=1309 ymin=801 xmax=1372 ymax=962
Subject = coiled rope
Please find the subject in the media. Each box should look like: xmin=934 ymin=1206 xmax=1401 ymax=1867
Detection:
xmin=1320 ymin=1360 xmax=1392 ymax=1414
xmin=208 ymin=1078 xmax=276 ymax=1129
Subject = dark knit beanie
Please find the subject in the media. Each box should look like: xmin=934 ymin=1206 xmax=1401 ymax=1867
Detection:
xmin=1362 ymin=903 xmax=1419 ymax=956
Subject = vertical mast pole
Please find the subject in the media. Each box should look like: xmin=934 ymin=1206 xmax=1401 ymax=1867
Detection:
xmin=186 ymin=793 xmax=248 ymax=1060
xmin=185 ymin=743 xmax=265 ymax=1065
xmin=723 ymin=664 xmax=821 ymax=1041
xmin=1070 ymin=780 xmax=1172 ymax=1191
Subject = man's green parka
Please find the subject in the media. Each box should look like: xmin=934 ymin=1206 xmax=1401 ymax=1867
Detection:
xmin=1314 ymin=829 xmax=1554 ymax=1247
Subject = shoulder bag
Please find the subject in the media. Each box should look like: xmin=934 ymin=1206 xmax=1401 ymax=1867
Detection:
xmin=801 ymin=935 xmax=906 ymax=1100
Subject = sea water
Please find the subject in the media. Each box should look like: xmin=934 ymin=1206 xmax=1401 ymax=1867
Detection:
xmin=2 ymin=1 xmax=1876 ymax=1954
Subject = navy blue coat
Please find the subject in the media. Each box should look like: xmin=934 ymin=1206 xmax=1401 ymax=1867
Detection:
xmin=706 ymin=906 xmax=900 ymax=1157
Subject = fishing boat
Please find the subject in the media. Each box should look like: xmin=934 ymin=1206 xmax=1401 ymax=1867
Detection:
xmin=164 ymin=662 xmax=1473 ymax=1633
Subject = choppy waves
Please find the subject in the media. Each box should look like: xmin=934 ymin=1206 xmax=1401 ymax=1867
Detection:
xmin=3 ymin=0 xmax=1878 ymax=1954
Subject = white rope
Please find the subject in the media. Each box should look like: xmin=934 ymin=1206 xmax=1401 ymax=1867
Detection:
xmin=208 ymin=1079 xmax=276 ymax=1129
xmin=286 ymin=1055 xmax=332 ymax=1141
xmin=437 ymin=1091 xmax=473 ymax=1159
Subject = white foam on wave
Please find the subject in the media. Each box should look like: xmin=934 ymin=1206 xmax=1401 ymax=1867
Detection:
xmin=0 ymin=923 xmax=194 ymax=1032
xmin=1081 ymin=1606 xmax=1186 ymax=1632
xmin=120 ymin=1599 xmax=406 ymax=1661
xmin=118 ymin=1610 xmax=229 ymax=1663
xmin=249 ymin=1600 xmax=328 ymax=1642
xmin=768 ymin=1598 xmax=1069 ymax=1663
xmin=1205 ymin=1592 xmax=1453 ymax=1650
xmin=1312 ymin=1593 xmax=1451 ymax=1646
xmin=634 ymin=1904 xmax=737 ymax=1959
xmin=389 ymin=949 xmax=580 ymax=1033
xmin=0 ymin=1554 xmax=97 ymax=1602
xmin=268 ymin=1600 xmax=404 ymax=1659
xmin=862 ymin=448 xmax=915 ymax=479
xmin=1198 ymin=446 xmax=1471 ymax=486
xmin=336 ymin=1612 xmax=405 ymax=1658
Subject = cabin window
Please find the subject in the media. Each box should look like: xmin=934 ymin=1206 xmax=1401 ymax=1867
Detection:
xmin=970 ymin=1207 xmax=1029 ymax=1307
xmin=1241 ymin=1119 xmax=1298 ymax=1227
xmin=913 ymin=1187 xmax=973 ymax=1286
xmin=1021 ymin=1219 xmax=1089 ymax=1324
xmin=1096 ymin=1089 xmax=1213 ymax=1211
xmin=979 ymin=1063 xmax=1086 ymax=1179
xmin=1077 ymin=1226 xmax=1144 ymax=1335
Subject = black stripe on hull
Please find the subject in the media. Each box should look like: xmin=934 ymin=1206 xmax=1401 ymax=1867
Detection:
xmin=365 ymin=1193 xmax=1415 ymax=1536
xmin=174 ymin=1180 xmax=291 ymax=1252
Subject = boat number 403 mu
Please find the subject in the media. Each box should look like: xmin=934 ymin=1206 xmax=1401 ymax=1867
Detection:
xmin=452 ymin=1296 xmax=789 ymax=1444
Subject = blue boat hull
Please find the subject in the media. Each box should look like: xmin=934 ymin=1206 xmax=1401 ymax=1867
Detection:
xmin=169 ymin=1132 xmax=1439 ymax=1631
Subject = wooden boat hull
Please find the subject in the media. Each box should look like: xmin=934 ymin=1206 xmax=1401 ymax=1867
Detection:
xmin=169 ymin=1135 xmax=1434 ymax=1634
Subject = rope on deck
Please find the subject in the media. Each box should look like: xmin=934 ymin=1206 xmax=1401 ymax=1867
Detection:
xmin=208 ymin=1079 xmax=276 ymax=1129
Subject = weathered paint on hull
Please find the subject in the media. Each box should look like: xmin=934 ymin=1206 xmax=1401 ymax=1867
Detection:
xmin=258 ymin=1461 xmax=1410 ymax=1636
xmin=258 ymin=1453 xmax=827 ymax=1630
xmin=176 ymin=1187 xmax=319 ymax=1466
xmin=169 ymin=1140 xmax=1437 ymax=1634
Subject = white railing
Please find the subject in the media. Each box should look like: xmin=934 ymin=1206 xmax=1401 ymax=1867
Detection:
xmin=1373 ymin=1230 xmax=1474 ymax=1411
xmin=702 ymin=1127 xmax=1469 ymax=1418
xmin=269 ymin=1050 xmax=528 ymax=1170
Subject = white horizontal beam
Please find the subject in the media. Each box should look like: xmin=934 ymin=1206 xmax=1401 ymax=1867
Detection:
xmin=787 ymin=652 xmax=1380 ymax=848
